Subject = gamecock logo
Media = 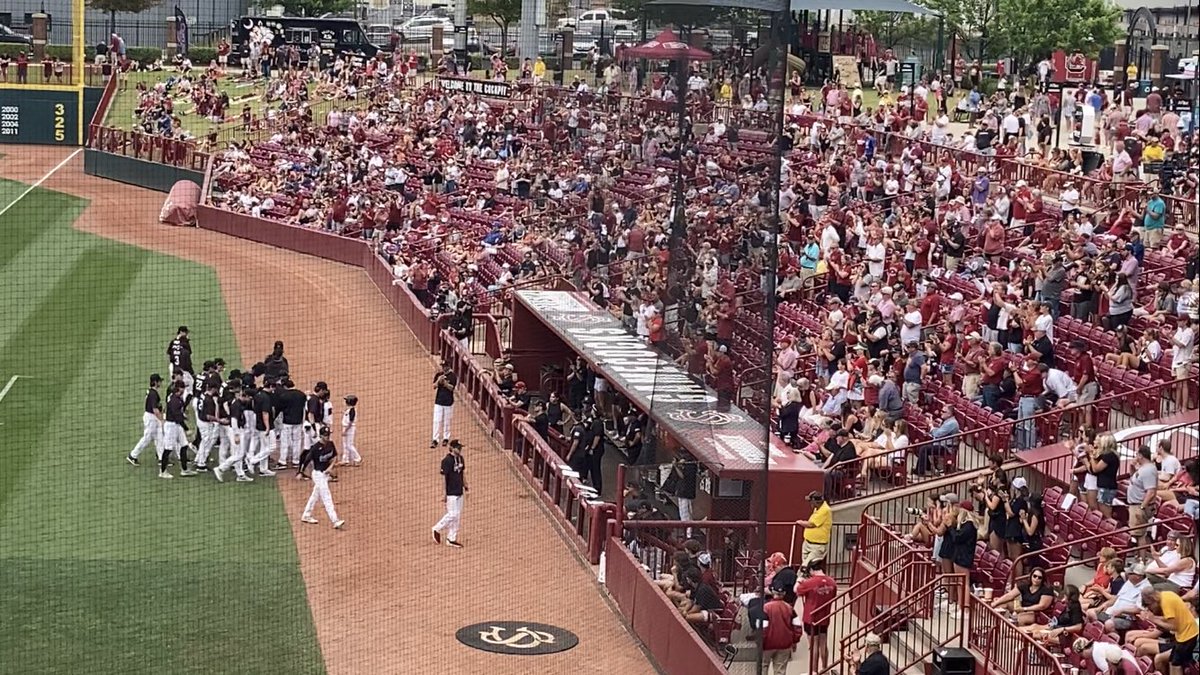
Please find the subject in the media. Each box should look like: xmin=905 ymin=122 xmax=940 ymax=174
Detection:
xmin=667 ymin=409 xmax=745 ymax=426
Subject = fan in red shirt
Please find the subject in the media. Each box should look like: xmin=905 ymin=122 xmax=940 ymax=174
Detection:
xmin=795 ymin=560 xmax=839 ymax=671
xmin=760 ymin=587 xmax=802 ymax=672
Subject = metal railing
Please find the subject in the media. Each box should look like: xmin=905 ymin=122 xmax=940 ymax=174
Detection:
xmin=826 ymin=376 xmax=1194 ymax=505
xmin=968 ymin=594 xmax=1068 ymax=675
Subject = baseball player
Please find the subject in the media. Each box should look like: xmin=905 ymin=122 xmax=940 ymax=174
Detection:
xmin=262 ymin=341 xmax=289 ymax=381
xmin=247 ymin=382 xmax=277 ymax=476
xmin=213 ymin=388 xmax=254 ymax=482
xmin=431 ymin=440 xmax=467 ymax=548
xmin=166 ymin=326 xmax=194 ymax=392
xmin=194 ymin=380 xmax=221 ymax=470
xmin=161 ymin=381 xmax=196 ymax=479
xmin=431 ymin=361 xmax=457 ymax=448
xmin=216 ymin=369 xmax=242 ymax=465
xmin=340 ymin=394 xmax=361 ymax=465
xmin=297 ymin=426 xmax=345 ymax=529
xmin=303 ymin=381 xmax=329 ymax=450
xmin=127 ymin=374 xmax=164 ymax=466
xmin=274 ymin=378 xmax=307 ymax=469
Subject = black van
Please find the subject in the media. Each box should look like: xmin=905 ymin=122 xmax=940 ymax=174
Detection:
xmin=231 ymin=16 xmax=379 ymax=66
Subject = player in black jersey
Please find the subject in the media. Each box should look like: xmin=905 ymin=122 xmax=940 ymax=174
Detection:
xmin=127 ymin=374 xmax=164 ymax=466
xmin=167 ymin=327 xmax=194 ymax=391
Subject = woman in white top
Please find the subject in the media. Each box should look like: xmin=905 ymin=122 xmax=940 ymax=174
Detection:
xmin=857 ymin=419 xmax=910 ymax=478
xmin=1147 ymin=534 xmax=1196 ymax=593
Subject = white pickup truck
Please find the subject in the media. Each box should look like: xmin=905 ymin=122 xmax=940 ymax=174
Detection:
xmin=556 ymin=9 xmax=632 ymax=36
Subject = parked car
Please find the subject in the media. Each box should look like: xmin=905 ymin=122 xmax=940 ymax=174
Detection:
xmin=0 ymin=23 xmax=32 ymax=46
xmin=365 ymin=23 xmax=393 ymax=47
xmin=395 ymin=14 xmax=454 ymax=41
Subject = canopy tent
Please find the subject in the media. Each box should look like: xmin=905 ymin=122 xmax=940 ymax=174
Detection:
xmin=624 ymin=28 xmax=714 ymax=61
xmin=789 ymin=0 xmax=931 ymax=13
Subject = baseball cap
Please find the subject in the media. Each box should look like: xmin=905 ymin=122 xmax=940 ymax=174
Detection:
xmin=939 ymin=492 xmax=959 ymax=504
xmin=697 ymin=552 xmax=712 ymax=566
xmin=1012 ymin=477 xmax=1028 ymax=490
xmin=449 ymin=440 xmax=463 ymax=450
xmin=1127 ymin=563 xmax=1147 ymax=576
xmin=318 ymin=426 xmax=331 ymax=437
xmin=807 ymin=490 xmax=824 ymax=502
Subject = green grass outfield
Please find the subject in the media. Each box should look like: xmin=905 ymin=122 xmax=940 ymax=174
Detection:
xmin=0 ymin=179 xmax=324 ymax=674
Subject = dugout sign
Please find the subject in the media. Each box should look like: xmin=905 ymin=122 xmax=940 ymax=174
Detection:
xmin=0 ymin=89 xmax=80 ymax=145
xmin=436 ymin=76 xmax=513 ymax=99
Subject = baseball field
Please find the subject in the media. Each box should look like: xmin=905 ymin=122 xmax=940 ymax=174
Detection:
xmin=0 ymin=177 xmax=323 ymax=674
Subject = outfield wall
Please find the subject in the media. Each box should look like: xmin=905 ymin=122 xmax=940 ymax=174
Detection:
xmin=83 ymin=149 xmax=205 ymax=193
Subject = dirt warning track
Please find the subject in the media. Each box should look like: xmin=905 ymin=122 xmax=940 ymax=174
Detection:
xmin=4 ymin=147 xmax=655 ymax=675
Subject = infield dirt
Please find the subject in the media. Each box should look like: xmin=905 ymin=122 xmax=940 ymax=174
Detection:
xmin=3 ymin=147 xmax=655 ymax=675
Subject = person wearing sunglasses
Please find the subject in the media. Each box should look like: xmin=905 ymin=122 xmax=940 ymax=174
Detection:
xmin=990 ymin=565 xmax=1056 ymax=626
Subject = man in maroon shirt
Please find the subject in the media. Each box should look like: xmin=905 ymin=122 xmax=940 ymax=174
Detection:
xmin=979 ymin=342 xmax=1008 ymax=411
xmin=1016 ymin=353 xmax=1045 ymax=449
xmin=761 ymin=586 xmax=800 ymax=674
xmin=709 ymin=345 xmax=734 ymax=411
xmin=795 ymin=559 xmax=839 ymax=672
xmin=1068 ymin=339 xmax=1099 ymax=427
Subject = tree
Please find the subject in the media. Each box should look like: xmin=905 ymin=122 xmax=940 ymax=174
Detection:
xmin=275 ymin=0 xmax=356 ymax=16
xmin=468 ymin=0 xmax=521 ymax=56
xmin=923 ymin=0 xmax=1005 ymax=61
xmin=855 ymin=11 xmax=939 ymax=54
xmin=86 ymin=0 xmax=161 ymax=40
xmin=994 ymin=0 xmax=1121 ymax=67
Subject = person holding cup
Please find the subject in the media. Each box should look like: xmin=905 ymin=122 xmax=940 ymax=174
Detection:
xmin=990 ymin=565 xmax=1056 ymax=625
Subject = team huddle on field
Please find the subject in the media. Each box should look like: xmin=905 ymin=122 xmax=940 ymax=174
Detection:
xmin=126 ymin=326 xmax=359 ymax=528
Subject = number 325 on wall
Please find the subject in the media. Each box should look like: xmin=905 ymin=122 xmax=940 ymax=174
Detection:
xmin=53 ymin=103 xmax=65 ymax=142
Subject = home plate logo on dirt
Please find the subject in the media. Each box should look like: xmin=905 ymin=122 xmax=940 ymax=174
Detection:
xmin=456 ymin=621 xmax=579 ymax=655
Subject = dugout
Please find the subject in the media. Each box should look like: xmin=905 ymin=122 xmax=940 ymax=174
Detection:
xmin=509 ymin=290 xmax=825 ymax=554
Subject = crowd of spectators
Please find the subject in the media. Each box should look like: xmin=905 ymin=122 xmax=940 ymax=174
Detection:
xmin=193 ymin=32 xmax=1200 ymax=674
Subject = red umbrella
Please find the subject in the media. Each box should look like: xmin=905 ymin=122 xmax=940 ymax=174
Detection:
xmin=623 ymin=28 xmax=712 ymax=62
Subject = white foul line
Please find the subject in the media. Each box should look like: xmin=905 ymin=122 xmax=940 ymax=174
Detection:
xmin=0 ymin=148 xmax=83 ymax=219
xmin=0 ymin=375 xmax=24 ymax=424
xmin=0 ymin=375 xmax=23 ymax=404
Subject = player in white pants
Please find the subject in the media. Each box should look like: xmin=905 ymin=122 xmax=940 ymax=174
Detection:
xmin=340 ymin=394 xmax=361 ymax=465
xmin=194 ymin=381 xmax=221 ymax=469
xmin=127 ymin=374 xmax=165 ymax=465
xmin=214 ymin=388 xmax=254 ymax=482
xmin=431 ymin=440 xmax=466 ymax=547
xmin=431 ymin=362 xmax=457 ymax=448
xmin=299 ymin=426 xmax=344 ymax=528
xmin=248 ymin=384 xmax=276 ymax=476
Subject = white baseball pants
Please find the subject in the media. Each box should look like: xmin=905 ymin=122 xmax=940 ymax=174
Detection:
xmin=302 ymin=470 xmax=339 ymax=522
xmin=432 ymin=404 xmax=454 ymax=442
xmin=130 ymin=413 xmax=163 ymax=460
xmin=342 ymin=427 xmax=360 ymax=463
xmin=433 ymin=495 xmax=463 ymax=541
xmin=195 ymin=420 xmax=218 ymax=466
xmin=217 ymin=428 xmax=248 ymax=477
xmin=217 ymin=424 xmax=233 ymax=464
xmin=162 ymin=422 xmax=188 ymax=455
xmin=279 ymin=423 xmax=303 ymax=465
xmin=248 ymin=429 xmax=272 ymax=470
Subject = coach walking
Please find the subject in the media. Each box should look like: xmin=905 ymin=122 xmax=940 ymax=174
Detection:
xmin=431 ymin=361 xmax=457 ymax=448
xmin=432 ymin=440 xmax=467 ymax=548
xmin=166 ymin=326 xmax=194 ymax=391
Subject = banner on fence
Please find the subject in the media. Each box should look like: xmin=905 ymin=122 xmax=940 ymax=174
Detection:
xmin=436 ymin=76 xmax=512 ymax=99
xmin=175 ymin=6 xmax=190 ymax=55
